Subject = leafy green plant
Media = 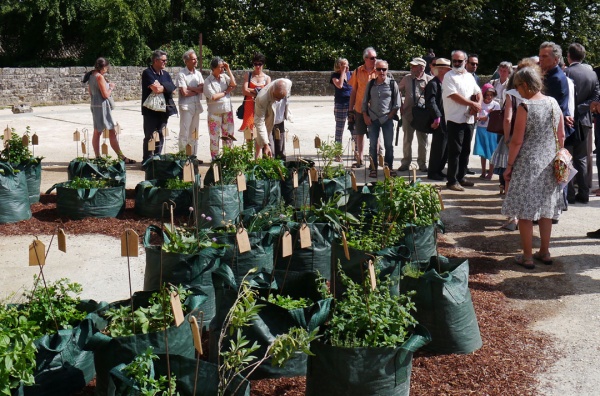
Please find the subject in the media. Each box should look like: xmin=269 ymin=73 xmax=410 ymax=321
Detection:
xmin=0 ymin=127 xmax=43 ymax=166
xmin=316 ymin=140 xmax=345 ymax=179
xmin=66 ymin=176 xmax=114 ymax=189
xmin=212 ymin=145 xmax=254 ymax=184
xmin=301 ymin=193 xmax=359 ymax=235
xmin=162 ymin=151 xmax=190 ymax=161
xmin=250 ymin=156 xmax=288 ymax=180
xmin=267 ymin=294 xmax=312 ymax=310
xmin=345 ymin=202 xmax=404 ymax=252
xmin=121 ymin=347 xmax=178 ymax=396
xmin=162 ymin=221 xmax=228 ymax=255
xmin=324 ymin=262 xmax=417 ymax=348
xmin=74 ymin=155 xmax=122 ymax=169
xmin=163 ymin=178 xmax=192 ymax=190
xmin=244 ymin=203 xmax=293 ymax=233
xmin=103 ymin=285 xmax=191 ymax=337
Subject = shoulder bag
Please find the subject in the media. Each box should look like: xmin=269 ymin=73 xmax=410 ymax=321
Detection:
xmin=236 ymin=72 xmax=252 ymax=119
xmin=143 ymin=92 xmax=166 ymax=112
xmin=551 ymin=105 xmax=574 ymax=185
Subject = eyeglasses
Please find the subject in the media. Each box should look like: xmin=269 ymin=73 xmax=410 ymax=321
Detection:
xmin=452 ymin=59 xmax=465 ymax=64
xmin=366 ymin=57 xmax=376 ymax=61
xmin=376 ymin=68 xmax=387 ymax=72
xmin=469 ymin=62 xmax=479 ymax=66
xmin=253 ymin=62 xmax=263 ymax=67
xmin=159 ymin=59 xmax=168 ymax=63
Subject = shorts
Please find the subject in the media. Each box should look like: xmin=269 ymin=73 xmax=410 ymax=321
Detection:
xmin=353 ymin=112 xmax=369 ymax=136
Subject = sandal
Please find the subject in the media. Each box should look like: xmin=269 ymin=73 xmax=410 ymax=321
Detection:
xmin=122 ymin=157 xmax=137 ymax=164
xmin=501 ymin=220 xmax=518 ymax=231
xmin=369 ymin=170 xmax=378 ymax=178
xmin=533 ymin=251 xmax=553 ymax=265
xmin=351 ymin=162 xmax=364 ymax=169
xmin=515 ymin=255 xmax=535 ymax=270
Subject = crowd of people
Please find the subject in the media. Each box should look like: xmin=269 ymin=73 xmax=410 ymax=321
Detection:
xmin=84 ymin=42 xmax=600 ymax=267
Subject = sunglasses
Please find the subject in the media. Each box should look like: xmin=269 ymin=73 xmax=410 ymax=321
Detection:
xmin=469 ymin=62 xmax=479 ymax=66
xmin=452 ymin=59 xmax=464 ymax=64
xmin=253 ymin=62 xmax=263 ymax=67
xmin=159 ymin=59 xmax=168 ymax=63
xmin=376 ymin=68 xmax=388 ymax=72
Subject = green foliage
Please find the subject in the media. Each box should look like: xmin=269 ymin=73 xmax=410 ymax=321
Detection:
xmin=346 ymin=202 xmax=404 ymax=252
xmin=66 ymin=176 xmax=114 ymax=189
xmin=244 ymin=204 xmax=293 ymax=233
xmin=163 ymin=178 xmax=192 ymax=190
xmin=121 ymin=347 xmax=178 ymax=396
xmin=316 ymin=140 xmax=345 ymax=180
xmin=75 ymin=155 xmax=122 ymax=169
xmin=0 ymin=127 xmax=42 ymax=166
xmin=162 ymin=223 xmax=227 ymax=254
xmin=212 ymin=145 xmax=254 ymax=185
xmin=267 ymin=294 xmax=312 ymax=310
xmin=250 ymin=156 xmax=288 ymax=181
xmin=325 ymin=262 xmax=417 ymax=348
xmin=303 ymin=193 xmax=359 ymax=235
xmin=103 ymin=285 xmax=190 ymax=337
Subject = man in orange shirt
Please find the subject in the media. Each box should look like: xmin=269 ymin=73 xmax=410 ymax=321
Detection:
xmin=348 ymin=47 xmax=378 ymax=168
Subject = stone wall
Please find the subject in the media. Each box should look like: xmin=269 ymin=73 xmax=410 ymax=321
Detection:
xmin=0 ymin=67 xmax=411 ymax=107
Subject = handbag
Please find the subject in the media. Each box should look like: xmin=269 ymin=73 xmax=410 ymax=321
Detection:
xmin=487 ymin=109 xmax=504 ymax=134
xmin=551 ymin=106 xmax=573 ymax=185
xmin=143 ymin=92 xmax=166 ymax=112
xmin=236 ymin=72 xmax=253 ymax=120
xmin=409 ymin=79 xmax=433 ymax=133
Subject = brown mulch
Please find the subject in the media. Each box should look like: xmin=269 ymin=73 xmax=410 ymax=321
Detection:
xmin=1 ymin=196 xmax=554 ymax=395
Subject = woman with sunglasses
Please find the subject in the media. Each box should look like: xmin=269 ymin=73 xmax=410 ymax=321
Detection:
xmin=239 ymin=53 xmax=271 ymax=156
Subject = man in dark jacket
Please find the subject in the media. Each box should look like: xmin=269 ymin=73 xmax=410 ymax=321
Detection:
xmin=425 ymin=58 xmax=452 ymax=180
xmin=141 ymin=49 xmax=178 ymax=161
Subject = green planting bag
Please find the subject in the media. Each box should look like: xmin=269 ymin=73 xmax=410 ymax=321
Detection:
xmin=143 ymin=225 xmax=225 ymax=326
xmin=81 ymin=290 xmax=202 ymax=396
xmin=340 ymin=185 xmax=378 ymax=223
xmin=305 ymin=325 xmax=431 ymax=396
xmin=198 ymin=184 xmax=243 ymax=228
xmin=68 ymin=158 xmax=126 ymax=183
xmin=0 ymin=162 xmax=32 ymax=223
xmin=402 ymin=221 xmax=444 ymax=264
xmin=142 ymin=155 xmax=199 ymax=181
xmin=46 ymin=181 xmax=125 ymax=219
xmin=244 ymin=177 xmax=282 ymax=211
xmin=400 ymin=255 xmax=482 ymax=354
xmin=108 ymin=354 xmax=250 ymax=396
xmin=134 ymin=179 xmax=194 ymax=218
xmin=311 ymin=172 xmax=352 ymax=207
xmin=210 ymin=269 xmax=332 ymax=380
xmin=281 ymin=160 xmax=313 ymax=209
xmin=17 ymin=161 xmax=42 ymax=204
xmin=275 ymin=222 xmax=333 ymax=280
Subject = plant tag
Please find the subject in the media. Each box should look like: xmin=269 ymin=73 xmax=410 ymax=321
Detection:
xmin=153 ymin=131 xmax=160 ymax=142
xmin=189 ymin=316 xmax=203 ymax=355
xmin=73 ymin=130 xmax=81 ymax=141
xmin=115 ymin=123 xmax=121 ymax=134
xmin=437 ymin=189 xmax=445 ymax=211
xmin=102 ymin=128 xmax=109 ymax=139
xmin=351 ymin=171 xmax=357 ymax=191
xmin=292 ymin=170 xmax=298 ymax=188
xmin=378 ymin=154 xmax=384 ymax=167
xmin=314 ymin=135 xmax=321 ymax=148
xmin=293 ymin=135 xmax=300 ymax=149
xmin=192 ymin=128 xmax=198 ymax=140
xmin=81 ymin=141 xmax=87 ymax=154
xmin=236 ymin=172 xmax=247 ymax=192
xmin=31 ymin=133 xmax=39 ymax=145
xmin=22 ymin=134 xmax=29 ymax=147
xmin=299 ymin=223 xmax=312 ymax=248
xmin=281 ymin=230 xmax=292 ymax=257
xmin=384 ymin=166 xmax=391 ymax=179
xmin=307 ymin=169 xmax=312 ymax=187
xmin=274 ymin=127 xmax=281 ymax=140
xmin=147 ymin=138 xmax=155 ymax=151
xmin=28 ymin=239 xmax=45 ymax=266
xmin=185 ymin=144 xmax=193 ymax=156
xmin=341 ymin=231 xmax=350 ymax=260
xmin=58 ymin=228 xmax=67 ymax=253
xmin=3 ymin=127 xmax=11 ymax=142
xmin=277 ymin=167 xmax=285 ymax=181
xmin=309 ymin=167 xmax=318 ymax=183
xmin=183 ymin=162 xmax=194 ymax=182
xmin=236 ymin=227 xmax=251 ymax=253
xmin=120 ymin=229 xmax=139 ymax=257
xmin=170 ymin=291 xmax=185 ymax=327
xmin=369 ymin=157 xmax=375 ymax=172
xmin=368 ymin=260 xmax=377 ymax=291
xmin=212 ymin=165 xmax=220 ymax=183
xmin=163 ymin=126 xmax=169 ymax=137
xmin=243 ymin=127 xmax=253 ymax=140
xmin=101 ymin=143 xmax=108 ymax=155
xmin=411 ymin=168 xmax=417 ymax=182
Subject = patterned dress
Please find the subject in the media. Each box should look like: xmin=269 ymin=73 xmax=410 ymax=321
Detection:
xmin=89 ymin=72 xmax=115 ymax=131
xmin=501 ymin=97 xmax=565 ymax=220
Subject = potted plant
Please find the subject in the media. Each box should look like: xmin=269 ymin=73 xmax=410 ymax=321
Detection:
xmin=68 ymin=155 xmax=126 ymax=184
xmin=305 ymin=264 xmax=431 ymax=396
xmin=1 ymin=127 xmax=43 ymax=204
xmin=311 ymin=141 xmax=352 ymax=206
xmin=244 ymin=155 xmax=287 ymax=212
xmin=135 ymin=178 xmax=195 ymax=219
xmin=281 ymin=159 xmax=314 ymax=209
xmin=142 ymin=150 xmax=200 ymax=181
xmin=0 ymin=162 xmax=31 ymax=224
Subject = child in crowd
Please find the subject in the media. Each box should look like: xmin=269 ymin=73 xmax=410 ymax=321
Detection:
xmin=473 ymin=83 xmax=501 ymax=179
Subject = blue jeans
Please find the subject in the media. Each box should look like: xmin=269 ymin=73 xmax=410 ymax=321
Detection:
xmin=368 ymin=118 xmax=394 ymax=170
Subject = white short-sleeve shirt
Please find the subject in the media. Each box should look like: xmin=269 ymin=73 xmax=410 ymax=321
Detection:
xmin=442 ymin=70 xmax=481 ymax=124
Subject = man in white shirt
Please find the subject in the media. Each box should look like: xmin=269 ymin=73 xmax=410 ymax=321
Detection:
xmin=442 ymin=50 xmax=482 ymax=191
xmin=255 ymin=78 xmax=292 ymax=159
xmin=177 ymin=49 xmax=204 ymax=156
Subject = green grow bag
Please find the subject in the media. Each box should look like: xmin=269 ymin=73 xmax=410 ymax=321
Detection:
xmin=305 ymin=325 xmax=431 ymax=396
xmin=311 ymin=172 xmax=352 ymax=207
xmin=0 ymin=162 xmax=32 ymax=223
xmin=142 ymin=155 xmax=199 ymax=181
xmin=341 ymin=186 xmax=378 ymax=222
xmin=108 ymin=354 xmax=250 ymax=396
xmin=12 ymin=300 xmax=107 ymax=396
xmin=68 ymin=158 xmax=126 ymax=183
xmin=47 ymin=181 xmax=125 ymax=219
xmin=197 ymin=184 xmax=243 ymax=228
xmin=134 ymin=179 xmax=194 ymax=218
xmin=275 ymin=222 xmax=333 ymax=280
xmin=330 ymin=242 xmax=410 ymax=298
xmin=400 ymin=255 xmax=482 ymax=354
xmin=81 ymin=290 xmax=201 ymax=396
xmin=210 ymin=268 xmax=331 ymax=380
xmin=16 ymin=161 xmax=42 ymax=204
xmin=143 ymin=225 xmax=225 ymax=326
xmin=244 ymin=177 xmax=282 ymax=211
xmin=281 ymin=160 xmax=313 ymax=209
xmin=402 ymin=222 xmax=444 ymax=264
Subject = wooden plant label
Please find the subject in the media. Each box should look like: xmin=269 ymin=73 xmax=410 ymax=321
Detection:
xmin=31 ymin=133 xmax=39 ymax=145
xmin=341 ymin=231 xmax=350 ymax=260
xmin=28 ymin=239 xmax=45 ymax=266
xmin=307 ymin=169 xmax=312 ymax=187
xmin=437 ymin=189 xmax=445 ymax=211
xmin=81 ymin=141 xmax=87 ymax=154
xmin=314 ymin=135 xmax=321 ymax=148
xmin=102 ymin=128 xmax=109 ymax=139
xmin=309 ymin=167 xmax=318 ymax=183
xmin=170 ymin=291 xmax=185 ymax=327
xmin=3 ymin=127 xmax=11 ymax=142
xmin=192 ymin=128 xmax=199 ymax=140
xmin=212 ymin=165 xmax=220 ymax=183
xmin=185 ymin=144 xmax=193 ymax=156
xmin=183 ymin=162 xmax=194 ymax=182
xmin=293 ymin=135 xmax=300 ymax=149
xmin=277 ymin=167 xmax=285 ymax=181
xmin=236 ymin=172 xmax=247 ymax=192
xmin=21 ymin=135 xmax=29 ymax=147
xmin=73 ymin=130 xmax=81 ymax=141
xmin=384 ymin=166 xmax=391 ymax=179
xmin=163 ymin=126 xmax=169 ymax=137
xmin=281 ymin=230 xmax=292 ymax=258
xmin=299 ymin=223 xmax=312 ymax=249
xmin=147 ymin=138 xmax=155 ymax=151
xmin=292 ymin=170 xmax=298 ymax=188
xmin=368 ymin=260 xmax=377 ymax=291
xmin=101 ymin=143 xmax=108 ymax=155
xmin=378 ymin=154 xmax=384 ymax=167
xmin=189 ymin=316 xmax=203 ymax=354
xmin=58 ymin=228 xmax=67 ymax=253
xmin=274 ymin=127 xmax=281 ymax=140
xmin=236 ymin=227 xmax=251 ymax=254
xmin=120 ymin=229 xmax=139 ymax=257
xmin=153 ymin=131 xmax=160 ymax=142
xmin=351 ymin=171 xmax=357 ymax=191
xmin=411 ymin=168 xmax=417 ymax=182
xmin=243 ymin=127 xmax=253 ymax=140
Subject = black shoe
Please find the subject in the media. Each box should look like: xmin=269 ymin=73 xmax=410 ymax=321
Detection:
xmin=575 ymin=194 xmax=589 ymax=204
xmin=427 ymin=174 xmax=444 ymax=181
xmin=440 ymin=172 xmax=447 ymax=177
xmin=466 ymin=169 xmax=475 ymax=175
xmin=552 ymin=219 xmax=559 ymax=224
xmin=397 ymin=165 xmax=409 ymax=172
xmin=567 ymin=197 xmax=576 ymax=205
xmin=587 ymin=229 xmax=600 ymax=238
xmin=459 ymin=179 xmax=475 ymax=187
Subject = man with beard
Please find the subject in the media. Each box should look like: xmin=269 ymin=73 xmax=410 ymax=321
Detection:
xmin=442 ymin=50 xmax=481 ymax=191
xmin=425 ymin=58 xmax=452 ymax=180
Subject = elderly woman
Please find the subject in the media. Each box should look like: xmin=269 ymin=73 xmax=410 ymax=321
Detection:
xmin=490 ymin=61 xmax=513 ymax=106
xmin=502 ymin=66 xmax=566 ymax=269
xmin=204 ymin=56 xmax=237 ymax=159
xmin=239 ymin=53 xmax=271 ymax=156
